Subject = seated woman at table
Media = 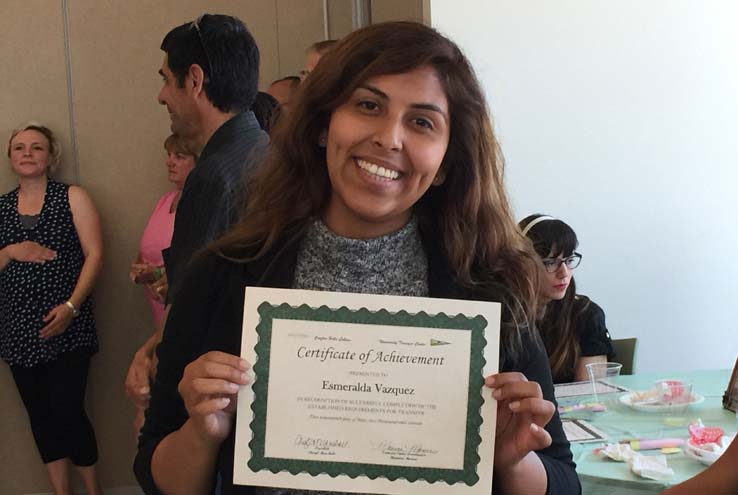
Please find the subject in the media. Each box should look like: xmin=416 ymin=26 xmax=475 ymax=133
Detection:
xmin=520 ymin=214 xmax=614 ymax=383
xmin=660 ymin=434 xmax=738 ymax=495
xmin=134 ymin=21 xmax=580 ymax=495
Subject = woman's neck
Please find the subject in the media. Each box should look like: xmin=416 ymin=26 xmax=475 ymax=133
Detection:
xmin=537 ymin=300 xmax=551 ymax=320
xmin=540 ymin=297 xmax=552 ymax=306
xmin=18 ymin=174 xmax=48 ymax=195
xmin=17 ymin=175 xmax=48 ymax=215
xmin=170 ymin=190 xmax=182 ymax=213
xmin=322 ymin=207 xmax=412 ymax=240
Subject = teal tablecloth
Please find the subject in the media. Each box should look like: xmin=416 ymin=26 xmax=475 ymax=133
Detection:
xmin=563 ymin=369 xmax=736 ymax=495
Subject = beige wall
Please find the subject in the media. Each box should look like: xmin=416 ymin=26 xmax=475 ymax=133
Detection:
xmin=0 ymin=2 xmax=74 ymax=187
xmin=275 ymin=0 xmax=326 ymax=77
xmin=372 ymin=0 xmax=425 ymax=23
xmin=0 ymin=1 xmax=425 ymax=493
xmin=327 ymin=0 xmax=355 ymax=39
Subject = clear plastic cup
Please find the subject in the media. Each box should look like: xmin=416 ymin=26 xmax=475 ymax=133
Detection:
xmin=655 ymin=379 xmax=694 ymax=426
xmin=586 ymin=362 xmax=623 ymax=403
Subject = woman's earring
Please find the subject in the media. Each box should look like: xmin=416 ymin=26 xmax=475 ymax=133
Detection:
xmin=432 ymin=173 xmax=445 ymax=186
xmin=318 ymin=131 xmax=327 ymax=148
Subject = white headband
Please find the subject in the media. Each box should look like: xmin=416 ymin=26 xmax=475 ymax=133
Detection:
xmin=521 ymin=216 xmax=555 ymax=237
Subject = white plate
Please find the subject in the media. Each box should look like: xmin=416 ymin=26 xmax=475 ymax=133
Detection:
xmin=619 ymin=391 xmax=705 ymax=412
xmin=684 ymin=437 xmax=734 ymax=465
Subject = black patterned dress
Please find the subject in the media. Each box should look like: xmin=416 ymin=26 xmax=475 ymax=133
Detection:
xmin=0 ymin=179 xmax=97 ymax=368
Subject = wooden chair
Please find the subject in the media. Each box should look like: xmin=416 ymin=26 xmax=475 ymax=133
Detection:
xmin=611 ymin=337 xmax=638 ymax=375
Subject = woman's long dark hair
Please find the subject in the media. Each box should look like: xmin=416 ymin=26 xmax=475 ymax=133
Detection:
xmin=520 ymin=214 xmax=590 ymax=382
xmin=213 ymin=22 xmax=540 ymax=360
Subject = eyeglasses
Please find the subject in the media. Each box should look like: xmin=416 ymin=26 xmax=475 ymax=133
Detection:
xmin=541 ymin=253 xmax=582 ymax=273
xmin=190 ymin=15 xmax=213 ymax=81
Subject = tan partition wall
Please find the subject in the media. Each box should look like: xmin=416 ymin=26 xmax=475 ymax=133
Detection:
xmin=276 ymin=0 xmax=327 ymax=77
xmin=0 ymin=2 xmax=74 ymax=189
xmin=372 ymin=0 xmax=425 ymax=24
xmin=0 ymin=4 xmax=77 ymax=492
xmin=328 ymin=0 xmax=355 ymax=39
xmin=0 ymin=1 xmax=425 ymax=492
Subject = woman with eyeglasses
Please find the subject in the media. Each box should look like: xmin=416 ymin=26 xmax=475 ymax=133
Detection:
xmin=520 ymin=214 xmax=614 ymax=384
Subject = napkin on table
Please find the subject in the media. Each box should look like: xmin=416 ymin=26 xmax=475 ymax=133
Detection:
xmin=601 ymin=443 xmax=674 ymax=480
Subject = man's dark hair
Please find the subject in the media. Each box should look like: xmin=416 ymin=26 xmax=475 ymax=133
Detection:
xmin=161 ymin=14 xmax=259 ymax=113
xmin=251 ymin=92 xmax=279 ymax=134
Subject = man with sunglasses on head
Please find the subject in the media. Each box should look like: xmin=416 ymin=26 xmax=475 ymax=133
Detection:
xmin=125 ymin=13 xmax=267 ymax=449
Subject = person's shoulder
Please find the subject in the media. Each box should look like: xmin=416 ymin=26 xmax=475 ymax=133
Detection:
xmin=66 ymin=183 xmax=99 ymax=207
xmin=212 ymin=117 xmax=267 ymax=163
xmin=174 ymin=250 xmax=238 ymax=300
xmin=187 ymin=246 xmax=266 ymax=284
xmin=154 ymin=189 xmax=178 ymax=209
xmin=228 ymin=110 xmax=266 ymax=138
xmin=501 ymin=325 xmax=550 ymax=378
xmin=47 ymin=179 xmax=70 ymax=193
xmin=187 ymin=249 xmax=238 ymax=277
xmin=66 ymin=183 xmax=83 ymax=196
xmin=187 ymin=150 xmax=230 ymax=182
xmin=0 ymin=191 xmax=13 ymax=216
xmin=574 ymin=295 xmax=605 ymax=318
xmin=573 ymin=295 xmax=607 ymax=332
xmin=66 ymin=183 xmax=93 ymax=204
xmin=0 ymin=187 xmax=17 ymax=202
xmin=161 ymin=189 xmax=179 ymax=201
xmin=176 ymin=164 xmax=225 ymax=198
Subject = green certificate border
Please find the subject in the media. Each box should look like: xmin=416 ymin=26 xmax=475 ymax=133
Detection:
xmin=248 ymin=302 xmax=488 ymax=486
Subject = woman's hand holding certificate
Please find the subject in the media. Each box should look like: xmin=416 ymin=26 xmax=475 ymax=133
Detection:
xmin=486 ymin=372 xmax=555 ymax=480
xmin=178 ymin=351 xmax=251 ymax=443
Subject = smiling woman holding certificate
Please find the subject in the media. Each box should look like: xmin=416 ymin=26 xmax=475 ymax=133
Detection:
xmin=135 ymin=21 xmax=580 ymax=495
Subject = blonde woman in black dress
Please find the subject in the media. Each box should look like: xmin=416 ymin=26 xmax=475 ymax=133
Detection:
xmin=0 ymin=123 xmax=103 ymax=495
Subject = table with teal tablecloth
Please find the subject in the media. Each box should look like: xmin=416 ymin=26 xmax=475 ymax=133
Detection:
xmin=563 ymin=369 xmax=736 ymax=495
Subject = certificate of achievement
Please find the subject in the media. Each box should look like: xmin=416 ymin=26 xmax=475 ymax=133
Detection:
xmin=234 ymin=288 xmax=500 ymax=494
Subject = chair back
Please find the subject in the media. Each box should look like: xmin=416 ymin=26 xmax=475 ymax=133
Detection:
xmin=611 ymin=337 xmax=638 ymax=375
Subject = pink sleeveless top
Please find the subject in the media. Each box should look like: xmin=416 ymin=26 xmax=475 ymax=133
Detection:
xmin=138 ymin=190 xmax=178 ymax=325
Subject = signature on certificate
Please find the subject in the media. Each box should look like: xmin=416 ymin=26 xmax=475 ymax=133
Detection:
xmin=294 ymin=434 xmax=349 ymax=450
xmin=374 ymin=441 xmax=438 ymax=459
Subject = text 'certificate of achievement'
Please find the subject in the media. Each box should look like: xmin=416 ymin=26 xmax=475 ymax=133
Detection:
xmin=234 ymin=288 xmax=501 ymax=495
